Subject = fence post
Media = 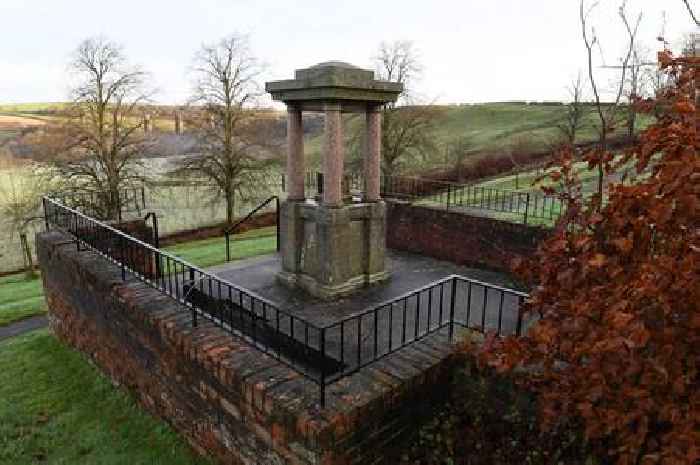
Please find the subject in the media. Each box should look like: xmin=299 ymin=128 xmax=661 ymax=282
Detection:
xmin=225 ymin=233 xmax=231 ymax=262
xmin=189 ymin=268 xmax=197 ymax=327
xmin=523 ymin=193 xmax=530 ymax=225
xmin=281 ymin=173 xmax=285 ymax=192
xmin=446 ymin=184 xmax=451 ymax=212
xmin=119 ymin=235 xmax=126 ymax=280
xmin=449 ymin=277 xmax=457 ymax=342
xmin=320 ymin=328 xmax=326 ymax=408
xmin=516 ymin=296 xmax=524 ymax=337
xmin=141 ymin=187 xmax=146 ymax=210
xmin=73 ymin=212 xmax=81 ymax=251
xmin=42 ymin=198 xmax=49 ymax=231
xmin=275 ymin=197 xmax=280 ymax=252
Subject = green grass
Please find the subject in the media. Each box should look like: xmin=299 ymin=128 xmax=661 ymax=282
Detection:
xmin=304 ymin=103 xmax=653 ymax=172
xmin=0 ymin=102 xmax=66 ymax=113
xmin=0 ymin=273 xmax=46 ymax=326
xmin=164 ymin=226 xmax=278 ymax=268
xmin=0 ymin=329 xmax=211 ymax=465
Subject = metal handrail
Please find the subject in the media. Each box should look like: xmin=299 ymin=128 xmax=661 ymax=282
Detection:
xmin=43 ymin=196 xmax=532 ymax=407
xmin=224 ymin=196 xmax=280 ymax=262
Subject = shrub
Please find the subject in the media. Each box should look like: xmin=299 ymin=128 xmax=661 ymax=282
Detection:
xmin=479 ymin=52 xmax=699 ymax=465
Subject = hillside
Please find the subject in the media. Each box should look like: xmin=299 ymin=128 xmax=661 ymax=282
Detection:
xmin=1 ymin=102 xmax=648 ymax=170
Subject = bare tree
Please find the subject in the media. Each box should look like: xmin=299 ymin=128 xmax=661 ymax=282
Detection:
xmin=580 ymin=0 xmax=641 ymax=209
xmin=178 ymin=34 xmax=280 ymax=224
xmin=447 ymin=135 xmax=476 ymax=182
xmin=0 ymin=158 xmax=56 ymax=279
xmin=681 ymin=0 xmax=699 ymax=26
xmin=372 ymin=40 xmax=438 ymax=177
xmin=557 ymin=72 xmax=588 ymax=145
xmin=48 ymin=37 xmax=153 ymax=220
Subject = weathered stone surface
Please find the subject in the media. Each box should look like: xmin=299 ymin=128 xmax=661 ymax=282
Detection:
xmin=278 ymin=201 xmax=388 ymax=300
xmin=266 ymin=62 xmax=402 ymax=111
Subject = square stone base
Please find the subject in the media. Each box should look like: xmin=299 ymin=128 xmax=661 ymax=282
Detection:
xmin=278 ymin=200 xmax=388 ymax=300
xmin=277 ymin=269 xmax=390 ymax=300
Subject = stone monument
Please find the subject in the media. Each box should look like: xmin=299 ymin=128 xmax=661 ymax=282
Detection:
xmin=266 ymin=61 xmax=403 ymax=299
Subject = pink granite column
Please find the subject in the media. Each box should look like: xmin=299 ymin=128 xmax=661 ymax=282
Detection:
xmin=365 ymin=106 xmax=382 ymax=202
xmin=286 ymin=106 xmax=305 ymax=200
xmin=323 ymin=103 xmax=344 ymax=206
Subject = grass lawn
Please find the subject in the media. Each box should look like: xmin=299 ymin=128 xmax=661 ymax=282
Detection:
xmin=163 ymin=226 xmax=278 ymax=268
xmin=0 ymin=329 xmax=211 ymax=465
xmin=0 ymin=227 xmax=277 ymax=328
xmin=0 ymin=273 xmax=46 ymax=326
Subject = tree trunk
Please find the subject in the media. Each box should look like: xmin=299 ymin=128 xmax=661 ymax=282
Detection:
xmin=226 ymin=191 xmax=235 ymax=224
xmin=20 ymin=233 xmax=36 ymax=280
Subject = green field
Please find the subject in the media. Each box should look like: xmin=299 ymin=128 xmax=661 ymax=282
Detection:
xmin=163 ymin=226 xmax=277 ymax=268
xmin=0 ymin=273 xmax=46 ymax=326
xmin=0 ymin=228 xmax=275 ymax=327
xmin=302 ymin=102 xmax=648 ymax=173
xmin=0 ymin=329 xmax=210 ymax=465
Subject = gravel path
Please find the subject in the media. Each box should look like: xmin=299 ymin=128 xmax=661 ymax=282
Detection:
xmin=0 ymin=315 xmax=48 ymax=342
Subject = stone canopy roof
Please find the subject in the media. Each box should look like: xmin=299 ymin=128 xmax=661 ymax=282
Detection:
xmin=265 ymin=61 xmax=403 ymax=112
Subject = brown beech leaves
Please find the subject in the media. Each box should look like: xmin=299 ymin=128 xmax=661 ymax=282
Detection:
xmin=479 ymin=53 xmax=699 ymax=465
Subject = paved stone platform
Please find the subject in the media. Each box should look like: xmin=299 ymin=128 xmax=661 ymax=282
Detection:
xmin=206 ymin=250 xmax=527 ymax=379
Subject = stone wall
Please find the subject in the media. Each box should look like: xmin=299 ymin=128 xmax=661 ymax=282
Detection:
xmin=386 ymin=201 xmax=551 ymax=272
xmin=37 ymin=230 xmax=458 ymax=465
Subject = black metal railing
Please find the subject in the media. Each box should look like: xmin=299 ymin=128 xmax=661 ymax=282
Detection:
xmin=43 ymin=196 xmax=531 ymax=406
xmin=50 ymin=186 xmax=147 ymax=222
xmin=43 ymin=196 xmax=329 ymax=401
xmin=379 ymin=175 xmax=565 ymax=226
xmin=224 ymin=196 xmax=280 ymax=262
xmin=280 ymin=172 xmax=563 ymax=226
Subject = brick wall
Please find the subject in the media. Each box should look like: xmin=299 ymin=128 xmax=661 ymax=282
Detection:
xmin=37 ymin=230 xmax=458 ymax=465
xmin=386 ymin=201 xmax=550 ymax=272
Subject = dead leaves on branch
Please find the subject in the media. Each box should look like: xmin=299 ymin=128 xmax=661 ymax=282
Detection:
xmin=478 ymin=53 xmax=699 ymax=465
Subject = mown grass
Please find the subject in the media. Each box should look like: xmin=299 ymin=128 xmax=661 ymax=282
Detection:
xmin=0 ymin=273 xmax=46 ymax=326
xmin=0 ymin=329 xmax=211 ymax=465
xmin=0 ymin=227 xmax=277 ymax=328
xmin=163 ymin=226 xmax=277 ymax=268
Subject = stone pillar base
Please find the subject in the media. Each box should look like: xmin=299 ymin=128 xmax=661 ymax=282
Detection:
xmin=277 ymin=270 xmax=390 ymax=300
xmin=277 ymin=200 xmax=389 ymax=300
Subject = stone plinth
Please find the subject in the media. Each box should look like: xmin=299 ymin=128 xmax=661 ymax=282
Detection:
xmin=278 ymin=200 xmax=388 ymax=299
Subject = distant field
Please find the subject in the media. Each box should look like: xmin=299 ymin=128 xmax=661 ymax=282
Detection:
xmin=303 ymin=103 xmax=649 ymax=173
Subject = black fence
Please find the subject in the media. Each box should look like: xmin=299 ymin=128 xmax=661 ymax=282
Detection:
xmin=280 ymin=172 xmax=563 ymax=226
xmin=50 ymin=187 xmax=147 ymax=222
xmin=224 ymin=196 xmax=281 ymax=262
xmin=43 ymin=196 xmax=531 ymax=406
xmin=379 ymin=175 xmax=566 ymax=226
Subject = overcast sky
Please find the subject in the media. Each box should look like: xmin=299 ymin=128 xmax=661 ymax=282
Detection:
xmin=0 ymin=0 xmax=696 ymax=105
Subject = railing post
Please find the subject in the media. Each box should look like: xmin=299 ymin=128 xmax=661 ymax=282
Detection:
xmin=523 ymin=193 xmax=530 ymax=225
xmin=189 ymin=268 xmax=198 ymax=327
xmin=119 ymin=235 xmax=126 ymax=280
xmin=275 ymin=197 xmax=280 ymax=252
xmin=225 ymin=233 xmax=231 ymax=262
xmin=42 ymin=198 xmax=49 ymax=231
xmin=74 ymin=212 xmax=80 ymax=251
xmin=320 ymin=327 xmax=326 ymax=408
xmin=449 ymin=277 xmax=457 ymax=342
xmin=141 ymin=187 xmax=146 ymax=210
xmin=446 ymin=184 xmax=451 ymax=212
xmin=281 ymin=173 xmax=285 ymax=192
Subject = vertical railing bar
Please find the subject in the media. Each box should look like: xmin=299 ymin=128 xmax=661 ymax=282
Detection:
xmin=466 ymin=280 xmax=473 ymax=328
xmin=481 ymin=285 xmax=488 ymax=332
xmin=448 ymin=277 xmax=457 ymax=342
xmin=497 ymin=291 xmax=505 ymax=336
xmin=357 ymin=316 xmax=362 ymax=368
